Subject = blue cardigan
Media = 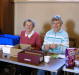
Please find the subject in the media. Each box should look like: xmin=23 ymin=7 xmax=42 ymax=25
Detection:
xmin=42 ymin=29 xmax=69 ymax=54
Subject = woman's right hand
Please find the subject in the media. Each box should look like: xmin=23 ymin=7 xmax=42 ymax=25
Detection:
xmin=50 ymin=44 xmax=57 ymax=49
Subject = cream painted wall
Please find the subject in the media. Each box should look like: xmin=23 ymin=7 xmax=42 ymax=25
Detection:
xmin=14 ymin=2 xmax=79 ymax=47
xmin=14 ymin=0 xmax=79 ymax=2
xmin=14 ymin=2 xmax=79 ymax=34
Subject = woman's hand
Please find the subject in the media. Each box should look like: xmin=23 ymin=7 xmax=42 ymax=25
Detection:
xmin=44 ymin=44 xmax=50 ymax=50
xmin=50 ymin=44 xmax=57 ymax=49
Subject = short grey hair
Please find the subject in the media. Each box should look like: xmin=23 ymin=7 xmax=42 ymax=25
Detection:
xmin=52 ymin=15 xmax=63 ymax=24
xmin=23 ymin=19 xmax=35 ymax=27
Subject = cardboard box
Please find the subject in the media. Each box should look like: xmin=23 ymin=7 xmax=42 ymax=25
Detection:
xmin=18 ymin=50 xmax=44 ymax=65
xmin=2 ymin=44 xmax=31 ymax=57
xmin=65 ymin=48 xmax=76 ymax=68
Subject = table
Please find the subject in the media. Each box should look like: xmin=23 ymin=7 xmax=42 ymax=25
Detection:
xmin=0 ymin=56 xmax=65 ymax=75
xmin=63 ymin=66 xmax=79 ymax=75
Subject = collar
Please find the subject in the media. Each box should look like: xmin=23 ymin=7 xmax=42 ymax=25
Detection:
xmin=25 ymin=30 xmax=34 ymax=38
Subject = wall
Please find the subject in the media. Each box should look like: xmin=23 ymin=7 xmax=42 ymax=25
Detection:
xmin=14 ymin=1 xmax=79 ymax=47
xmin=14 ymin=0 xmax=79 ymax=2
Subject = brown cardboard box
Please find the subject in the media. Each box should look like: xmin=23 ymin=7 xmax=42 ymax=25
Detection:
xmin=2 ymin=44 xmax=31 ymax=57
xmin=11 ymin=44 xmax=31 ymax=57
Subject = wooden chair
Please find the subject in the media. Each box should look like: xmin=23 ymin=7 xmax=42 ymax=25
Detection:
xmin=69 ymin=37 xmax=77 ymax=48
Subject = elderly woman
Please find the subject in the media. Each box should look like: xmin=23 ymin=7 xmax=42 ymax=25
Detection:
xmin=37 ymin=15 xmax=69 ymax=75
xmin=42 ymin=15 xmax=69 ymax=54
xmin=16 ymin=19 xmax=42 ymax=75
xmin=20 ymin=19 xmax=42 ymax=50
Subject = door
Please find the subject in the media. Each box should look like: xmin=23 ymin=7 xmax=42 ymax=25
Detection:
xmin=0 ymin=0 xmax=14 ymax=34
